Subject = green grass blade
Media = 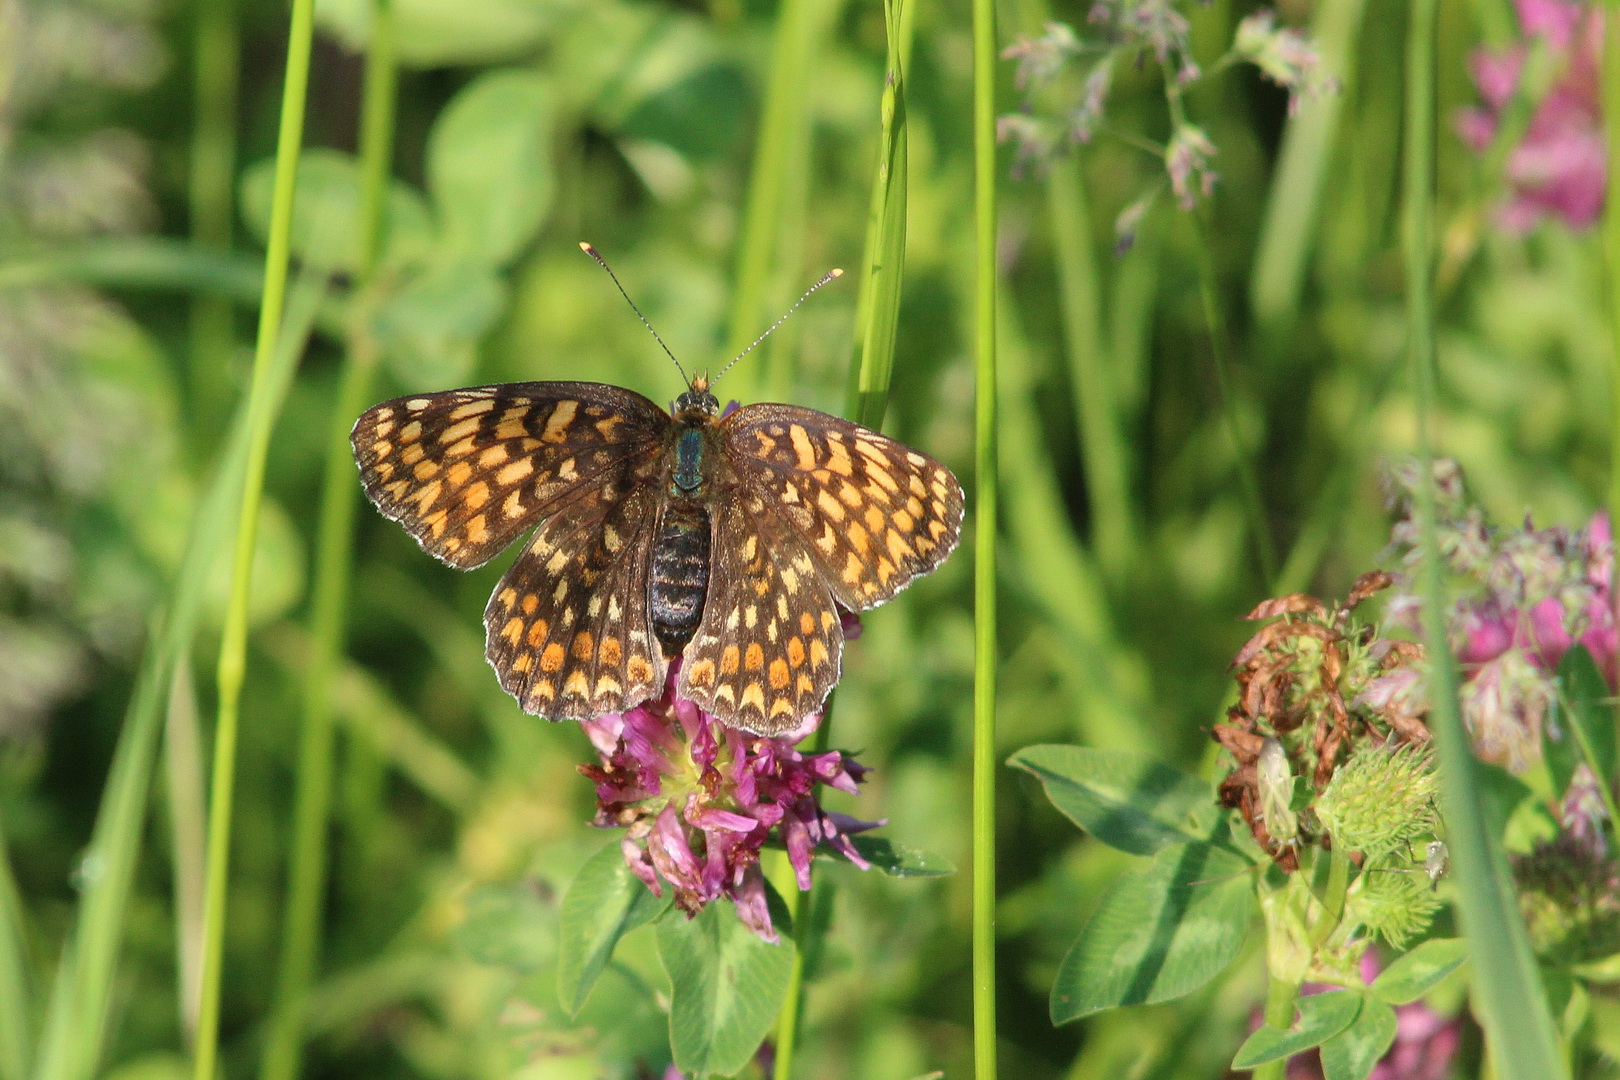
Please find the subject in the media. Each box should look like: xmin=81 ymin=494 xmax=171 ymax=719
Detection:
xmin=0 ymin=823 xmax=30 ymax=1080
xmin=972 ymin=0 xmax=999 ymax=1075
xmin=1249 ymin=0 xmax=1368 ymax=326
xmin=260 ymin=4 xmax=397 ymax=1078
xmin=1603 ymin=6 xmax=1620 ymax=743
xmin=1404 ymin=3 xmax=1566 ymax=1077
xmin=187 ymin=0 xmax=240 ymax=451
xmin=163 ymin=657 xmax=208 ymax=1045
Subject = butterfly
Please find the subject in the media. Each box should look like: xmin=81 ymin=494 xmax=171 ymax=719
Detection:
xmin=350 ymin=250 xmax=963 ymax=736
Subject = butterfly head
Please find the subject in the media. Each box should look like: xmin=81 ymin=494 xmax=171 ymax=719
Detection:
xmin=673 ymin=373 xmax=720 ymax=420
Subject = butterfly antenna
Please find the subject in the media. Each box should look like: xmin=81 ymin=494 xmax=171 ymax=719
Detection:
xmin=579 ymin=242 xmax=691 ymax=387
xmin=713 ymin=267 xmax=844 ymax=386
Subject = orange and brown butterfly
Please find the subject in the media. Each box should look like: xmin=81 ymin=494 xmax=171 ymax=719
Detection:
xmin=349 ymin=252 xmax=963 ymax=736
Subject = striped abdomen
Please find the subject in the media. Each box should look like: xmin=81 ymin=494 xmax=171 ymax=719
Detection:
xmin=650 ymin=503 xmax=711 ymax=654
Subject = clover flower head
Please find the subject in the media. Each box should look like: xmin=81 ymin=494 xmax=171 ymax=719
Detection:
xmin=580 ymin=664 xmax=877 ymax=943
xmin=1456 ymin=0 xmax=1605 ymax=231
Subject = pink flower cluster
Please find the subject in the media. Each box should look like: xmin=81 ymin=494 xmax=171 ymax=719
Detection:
xmin=1457 ymin=0 xmax=1606 ymax=231
xmin=580 ymin=668 xmax=876 ymax=943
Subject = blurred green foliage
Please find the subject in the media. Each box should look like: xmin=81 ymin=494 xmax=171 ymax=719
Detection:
xmin=3 ymin=0 xmax=1620 ymax=1076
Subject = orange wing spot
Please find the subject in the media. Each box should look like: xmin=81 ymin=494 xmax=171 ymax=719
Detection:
xmin=928 ymin=518 xmax=948 ymax=539
xmin=876 ymin=556 xmax=895 ymax=584
xmin=931 ymin=478 xmax=950 ymax=499
xmin=510 ymin=653 xmax=533 ymax=674
xmin=721 ymin=645 xmax=740 ymax=674
xmin=789 ymin=425 xmax=817 ymax=471
xmin=384 ymin=480 xmax=409 ymax=500
xmin=864 ymin=505 xmax=886 ymax=532
xmin=745 ymin=643 xmax=764 ymax=670
xmin=521 ymin=593 xmax=539 ymax=614
xmin=770 ymin=698 xmax=795 ymax=720
xmin=688 ymin=659 xmax=717 ymax=688
xmin=796 ymin=673 xmax=815 ymax=694
xmin=423 ymin=508 xmax=449 ymax=537
xmin=400 ymin=443 xmax=425 ymax=466
xmin=781 ymin=567 xmax=799 ymax=594
xmin=541 ymin=400 xmax=579 ymax=443
xmin=906 ymin=451 xmax=927 ymax=465
xmin=909 ymin=474 xmax=928 ymax=497
xmin=445 ymin=437 xmax=478 ymax=457
xmin=405 ymin=398 xmax=432 ymax=411
xmin=464 ymin=482 xmax=491 ymax=510
xmin=442 ymin=537 xmax=464 ymax=555
xmin=500 ymin=490 xmax=526 ymax=521
xmin=530 ymin=678 xmax=556 ymax=702
xmin=501 ymin=617 xmax=524 ymax=643
xmin=465 ymin=514 xmax=489 ymax=544
xmin=842 ymin=552 xmax=864 ymax=586
xmin=572 ymin=631 xmax=595 ymax=659
xmin=741 ymin=683 xmax=766 ymax=711
xmin=826 ymin=438 xmax=854 ymax=476
xmin=906 ymin=496 xmax=926 ymax=517
xmin=438 ymin=417 xmax=481 ymax=445
xmin=769 ymin=658 xmax=790 ymax=690
xmin=564 ymin=670 xmax=590 ymax=698
xmin=413 ymin=459 xmax=440 ymax=480
xmin=557 ymin=457 xmax=579 ymax=481
xmin=755 ymin=430 xmax=777 ymax=454
xmin=816 ymin=489 xmax=846 ymax=522
xmin=498 ymin=587 xmax=518 ymax=609
xmin=809 ymin=640 xmax=830 ymax=668
xmin=887 ymin=528 xmax=915 ymax=560
xmin=371 ymin=440 xmax=393 ymax=459
xmin=398 ymin=420 xmax=423 ymax=442
xmin=494 ymin=420 xmax=527 ymax=441
xmin=894 ymin=508 xmax=915 ymax=531
xmin=821 ymin=610 xmax=837 ymax=631
xmin=787 ymin=638 xmax=806 ymax=667
xmin=478 ymin=444 xmax=510 ymax=468
xmin=864 ymin=480 xmax=894 ymax=505
xmin=600 ymin=636 xmax=622 ymax=665
xmin=446 ymin=461 xmax=473 ymax=486
xmin=799 ymin=613 xmax=816 ymax=635
xmin=373 ymin=462 xmax=395 ymax=481
xmin=628 ymin=655 xmax=654 ymax=683
xmin=449 ymin=399 xmax=496 ymax=420
xmin=527 ymin=619 xmax=549 ymax=647
xmin=541 ymin=643 xmax=566 ymax=672
xmin=855 ymin=439 xmax=887 ymax=462
xmin=848 ymin=522 xmax=870 ymax=554
xmin=594 ymin=415 xmax=624 ymax=438
xmin=838 ymin=481 xmax=864 ymax=508
xmin=373 ymin=409 xmax=395 ymax=426
xmin=866 ymin=464 xmax=900 ymax=494
xmin=781 ymin=484 xmax=799 ymax=504
xmin=714 ymin=684 xmax=737 ymax=706
xmin=862 ymin=580 xmax=879 ymax=597
xmin=603 ymin=524 xmax=624 ymax=553
xmin=497 ymin=458 xmax=534 ymax=486
xmin=595 ymin=675 xmax=622 ymax=698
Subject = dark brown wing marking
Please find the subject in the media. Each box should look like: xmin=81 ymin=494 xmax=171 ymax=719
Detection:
xmin=483 ymin=450 xmax=669 ymax=720
xmin=677 ymin=482 xmax=844 ymax=736
xmin=351 ymin=382 xmax=668 ymax=569
xmin=719 ymin=403 xmax=964 ymax=610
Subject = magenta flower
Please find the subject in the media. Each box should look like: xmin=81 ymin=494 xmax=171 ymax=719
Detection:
xmin=1457 ymin=0 xmax=1605 ymax=231
xmin=580 ymin=662 xmax=876 ymax=943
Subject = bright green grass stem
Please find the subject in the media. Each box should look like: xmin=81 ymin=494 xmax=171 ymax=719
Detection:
xmin=259 ymin=6 xmax=396 ymax=1080
xmin=972 ymin=0 xmax=999 ymax=1074
xmin=188 ymin=0 xmax=238 ymax=453
xmin=194 ymin=1 xmax=318 ymax=1079
xmin=1404 ymin=2 xmax=1567 ymax=1077
xmin=1603 ymin=6 xmax=1620 ymax=736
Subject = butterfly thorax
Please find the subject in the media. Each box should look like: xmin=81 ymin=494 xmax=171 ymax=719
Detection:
xmin=650 ymin=388 xmax=722 ymax=657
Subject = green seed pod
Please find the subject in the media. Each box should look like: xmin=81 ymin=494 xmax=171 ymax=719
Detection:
xmin=1349 ymin=869 xmax=1443 ymax=947
xmin=1315 ymin=743 xmax=1439 ymax=861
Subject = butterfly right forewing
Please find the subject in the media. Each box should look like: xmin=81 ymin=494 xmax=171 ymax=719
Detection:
xmin=351 ymin=382 xmax=669 ymax=569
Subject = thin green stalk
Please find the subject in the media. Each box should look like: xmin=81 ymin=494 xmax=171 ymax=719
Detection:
xmin=1603 ymin=6 xmax=1620 ymax=737
xmin=188 ymin=0 xmax=238 ymax=451
xmin=1404 ymin=3 xmax=1566 ymax=1077
xmin=194 ymin=2 xmax=318 ymax=1078
xmin=163 ymin=658 xmax=208 ymax=1045
xmin=724 ymin=0 xmax=829 ymax=402
xmin=260 ymin=7 xmax=396 ymax=1080
xmin=0 ymin=823 xmax=29 ymax=1080
xmin=1250 ymin=973 xmax=1303 ymax=1080
xmin=972 ymin=0 xmax=999 ymax=1073
xmin=1249 ymin=0 xmax=1367 ymax=326
xmin=1192 ymin=213 xmax=1278 ymax=588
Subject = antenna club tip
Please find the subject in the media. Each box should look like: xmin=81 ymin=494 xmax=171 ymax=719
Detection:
xmin=579 ymin=241 xmax=596 ymax=254
xmin=829 ymin=268 xmax=844 ymax=279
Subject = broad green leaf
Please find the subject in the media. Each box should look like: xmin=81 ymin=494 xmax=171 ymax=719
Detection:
xmin=847 ymin=836 xmax=955 ymax=878
xmin=452 ymin=882 xmax=556 ymax=973
xmin=374 ymin=261 xmax=506 ymax=386
xmin=240 ymin=149 xmax=433 ymax=272
xmin=557 ymin=841 xmax=671 ymax=1016
xmin=1010 ymin=745 xmax=1214 ymax=855
xmin=1231 ymin=989 xmax=1363 ymax=1068
xmin=657 ymin=902 xmax=795 ymax=1077
xmin=1050 ymin=842 xmax=1255 ymax=1023
xmin=1320 ymin=994 xmax=1397 ymax=1080
xmin=1369 ymin=938 xmax=1468 ymax=1004
xmin=428 ymin=70 xmax=554 ymax=265
xmin=315 ymin=0 xmax=583 ymax=67
xmin=1551 ymin=645 xmax=1617 ymax=792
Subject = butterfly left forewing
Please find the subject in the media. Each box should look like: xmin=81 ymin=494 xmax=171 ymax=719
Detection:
xmin=678 ymin=488 xmax=844 ymax=736
xmin=720 ymin=404 xmax=964 ymax=610
xmin=352 ymin=382 xmax=668 ymax=569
